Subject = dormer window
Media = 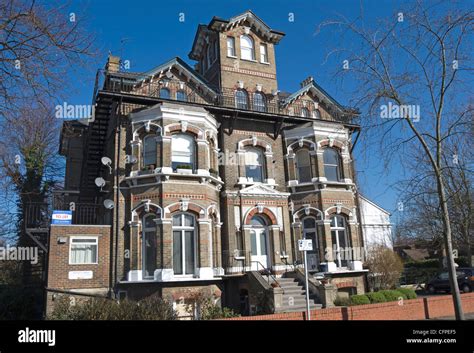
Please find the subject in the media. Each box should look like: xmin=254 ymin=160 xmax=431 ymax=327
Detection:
xmin=260 ymin=43 xmax=268 ymax=63
xmin=301 ymin=107 xmax=310 ymax=118
xmin=176 ymin=90 xmax=187 ymax=102
xmin=253 ymin=92 xmax=266 ymax=112
xmin=313 ymin=109 xmax=321 ymax=119
xmin=159 ymin=88 xmax=170 ymax=99
xmin=227 ymin=37 xmax=236 ymax=57
xmin=235 ymin=89 xmax=249 ymax=110
xmin=240 ymin=35 xmax=255 ymax=61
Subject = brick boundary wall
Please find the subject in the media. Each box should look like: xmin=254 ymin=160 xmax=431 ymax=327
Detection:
xmin=222 ymin=293 xmax=474 ymax=320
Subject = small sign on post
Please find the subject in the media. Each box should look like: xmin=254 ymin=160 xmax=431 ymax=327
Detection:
xmin=298 ymin=239 xmax=313 ymax=251
xmin=299 ymin=239 xmax=313 ymax=320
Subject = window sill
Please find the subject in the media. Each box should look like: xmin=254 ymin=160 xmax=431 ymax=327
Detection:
xmin=260 ymin=61 xmax=270 ymax=65
xmin=227 ymin=55 xmax=238 ymax=59
xmin=240 ymin=58 xmax=258 ymax=63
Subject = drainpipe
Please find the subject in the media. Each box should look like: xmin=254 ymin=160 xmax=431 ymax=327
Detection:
xmin=114 ymin=100 xmax=122 ymax=291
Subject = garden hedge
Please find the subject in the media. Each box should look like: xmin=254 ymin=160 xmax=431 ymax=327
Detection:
xmin=350 ymin=294 xmax=370 ymax=305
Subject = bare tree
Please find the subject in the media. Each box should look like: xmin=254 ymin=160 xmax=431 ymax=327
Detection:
xmin=318 ymin=1 xmax=473 ymax=319
xmin=0 ymin=0 xmax=95 ymax=115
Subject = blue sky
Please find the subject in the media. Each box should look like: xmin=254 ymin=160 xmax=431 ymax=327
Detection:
xmin=65 ymin=0 xmax=414 ymax=218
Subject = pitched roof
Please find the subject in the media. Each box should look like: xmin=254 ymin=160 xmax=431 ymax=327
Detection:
xmin=190 ymin=10 xmax=285 ymax=60
xmin=139 ymin=56 xmax=218 ymax=97
xmin=282 ymin=77 xmax=347 ymax=112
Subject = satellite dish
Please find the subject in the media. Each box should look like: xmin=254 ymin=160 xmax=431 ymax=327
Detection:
xmin=103 ymin=199 xmax=115 ymax=210
xmin=101 ymin=157 xmax=112 ymax=166
xmin=101 ymin=157 xmax=113 ymax=174
xmin=94 ymin=177 xmax=106 ymax=188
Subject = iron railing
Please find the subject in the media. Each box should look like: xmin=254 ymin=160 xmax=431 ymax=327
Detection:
xmin=95 ymin=70 xmax=353 ymax=123
xmin=23 ymin=199 xmax=103 ymax=228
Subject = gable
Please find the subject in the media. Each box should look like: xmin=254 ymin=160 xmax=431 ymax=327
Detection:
xmin=131 ymin=57 xmax=217 ymax=103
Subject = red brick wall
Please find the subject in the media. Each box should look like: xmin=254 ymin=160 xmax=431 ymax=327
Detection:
xmin=223 ymin=293 xmax=474 ymax=320
xmin=47 ymin=225 xmax=111 ymax=290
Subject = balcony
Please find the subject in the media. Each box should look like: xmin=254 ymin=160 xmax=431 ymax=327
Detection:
xmin=95 ymin=70 xmax=354 ymax=123
xmin=23 ymin=199 xmax=104 ymax=229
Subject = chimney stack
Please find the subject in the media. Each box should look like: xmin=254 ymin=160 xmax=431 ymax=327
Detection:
xmin=105 ymin=54 xmax=121 ymax=73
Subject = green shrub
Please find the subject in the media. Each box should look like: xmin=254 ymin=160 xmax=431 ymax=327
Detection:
xmin=199 ymin=300 xmax=239 ymax=320
xmin=404 ymin=259 xmax=440 ymax=269
xmin=334 ymin=296 xmax=351 ymax=307
xmin=366 ymin=291 xmax=387 ymax=303
xmin=379 ymin=290 xmax=406 ymax=302
xmin=396 ymin=287 xmax=417 ymax=299
xmin=350 ymin=294 xmax=370 ymax=306
xmin=48 ymin=294 xmax=177 ymax=320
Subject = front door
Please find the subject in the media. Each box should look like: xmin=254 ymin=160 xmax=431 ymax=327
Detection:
xmin=250 ymin=228 xmax=269 ymax=270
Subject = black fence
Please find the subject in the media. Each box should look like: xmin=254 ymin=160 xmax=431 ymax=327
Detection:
xmin=96 ymin=70 xmax=353 ymax=123
xmin=23 ymin=201 xmax=102 ymax=228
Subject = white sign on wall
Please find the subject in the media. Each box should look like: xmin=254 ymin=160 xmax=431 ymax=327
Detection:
xmin=298 ymin=239 xmax=313 ymax=251
xmin=68 ymin=271 xmax=93 ymax=280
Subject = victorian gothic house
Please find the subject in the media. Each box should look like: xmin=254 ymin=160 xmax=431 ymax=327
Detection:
xmin=46 ymin=11 xmax=370 ymax=316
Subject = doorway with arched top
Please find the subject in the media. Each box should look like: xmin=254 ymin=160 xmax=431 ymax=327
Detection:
xmin=249 ymin=215 xmax=270 ymax=271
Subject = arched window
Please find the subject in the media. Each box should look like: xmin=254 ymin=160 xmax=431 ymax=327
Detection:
xmin=240 ymin=35 xmax=255 ymax=60
xmin=244 ymin=147 xmax=265 ymax=182
xmin=172 ymin=213 xmax=196 ymax=275
xmin=302 ymin=217 xmax=320 ymax=271
xmin=143 ymin=134 xmax=157 ymax=167
xmin=295 ymin=149 xmax=312 ymax=183
xmin=143 ymin=214 xmax=157 ymax=278
xmin=323 ymin=148 xmax=341 ymax=182
xmin=253 ymin=92 xmax=266 ymax=112
xmin=159 ymin=88 xmax=170 ymax=99
xmin=313 ymin=109 xmax=321 ymax=119
xmin=235 ymin=90 xmax=249 ymax=109
xmin=330 ymin=215 xmax=350 ymax=267
xmin=176 ymin=90 xmax=187 ymax=101
xmin=172 ymin=134 xmax=195 ymax=171
xmin=301 ymin=107 xmax=310 ymax=117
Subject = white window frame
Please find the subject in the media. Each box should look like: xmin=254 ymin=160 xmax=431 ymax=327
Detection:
xmin=295 ymin=149 xmax=312 ymax=183
xmin=260 ymin=43 xmax=268 ymax=63
xmin=227 ymin=37 xmax=236 ymax=57
xmin=143 ymin=134 xmax=158 ymax=167
xmin=69 ymin=236 xmax=98 ymax=265
xmin=323 ymin=148 xmax=342 ymax=182
xmin=240 ymin=35 xmax=255 ymax=61
xmin=171 ymin=133 xmax=195 ymax=171
xmin=172 ymin=213 xmax=197 ymax=277
xmin=330 ymin=215 xmax=350 ymax=268
xmin=142 ymin=214 xmax=157 ymax=279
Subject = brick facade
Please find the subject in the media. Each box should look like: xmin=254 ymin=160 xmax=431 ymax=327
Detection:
xmin=223 ymin=293 xmax=474 ymax=320
xmin=52 ymin=10 xmax=367 ymax=316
